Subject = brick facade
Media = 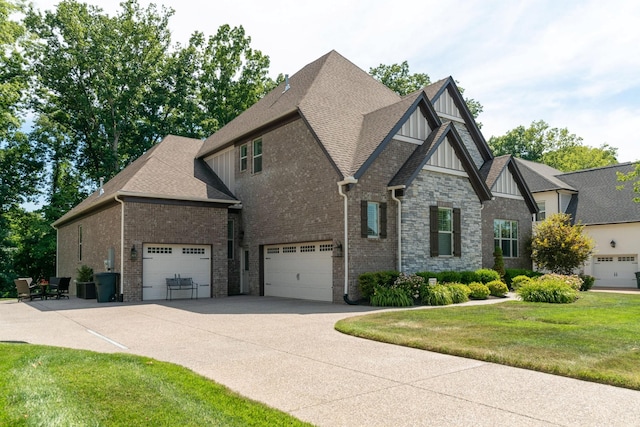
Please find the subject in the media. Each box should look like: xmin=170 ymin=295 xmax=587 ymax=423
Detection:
xmin=56 ymin=200 xmax=228 ymax=302
xmin=56 ymin=203 xmax=121 ymax=296
xmin=481 ymin=196 xmax=533 ymax=270
xmin=401 ymin=170 xmax=483 ymax=273
xmin=232 ymin=118 xmax=345 ymax=300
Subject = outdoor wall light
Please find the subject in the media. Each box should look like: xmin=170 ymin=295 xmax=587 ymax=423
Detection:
xmin=130 ymin=244 xmax=138 ymax=260
xmin=334 ymin=240 xmax=343 ymax=257
xmin=610 ymin=240 xmax=616 ymax=248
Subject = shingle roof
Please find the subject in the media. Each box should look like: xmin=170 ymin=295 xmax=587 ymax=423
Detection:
xmin=197 ymin=50 xmax=464 ymax=180
xmin=560 ymin=163 xmax=640 ymax=225
xmin=389 ymin=122 xmax=492 ymax=201
xmin=198 ymin=50 xmax=406 ymax=178
xmin=53 ymin=135 xmax=238 ymax=226
xmin=480 ymin=155 xmax=538 ymax=213
xmin=515 ymin=158 xmax=577 ymax=192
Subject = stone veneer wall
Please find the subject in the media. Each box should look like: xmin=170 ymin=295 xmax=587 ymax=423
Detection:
xmin=401 ymin=169 xmax=483 ymax=273
xmin=452 ymin=122 xmax=485 ymax=169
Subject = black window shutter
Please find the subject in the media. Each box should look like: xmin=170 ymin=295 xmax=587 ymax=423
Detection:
xmin=430 ymin=205 xmax=438 ymax=257
xmin=379 ymin=203 xmax=387 ymax=238
xmin=453 ymin=208 xmax=461 ymax=257
xmin=361 ymin=200 xmax=368 ymax=238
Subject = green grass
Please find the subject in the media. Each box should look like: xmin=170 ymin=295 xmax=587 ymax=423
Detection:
xmin=0 ymin=343 xmax=311 ymax=427
xmin=335 ymin=292 xmax=640 ymax=390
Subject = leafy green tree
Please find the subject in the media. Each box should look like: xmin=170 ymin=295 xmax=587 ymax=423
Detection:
xmin=25 ymin=0 xmax=175 ymax=182
xmin=531 ymin=213 xmax=595 ymax=275
xmin=542 ymin=143 xmax=617 ymax=171
xmin=369 ymin=61 xmax=483 ymax=122
xmin=489 ymin=120 xmax=618 ymax=171
xmin=617 ymin=163 xmax=640 ymax=203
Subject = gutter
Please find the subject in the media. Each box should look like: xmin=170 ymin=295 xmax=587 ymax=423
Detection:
xmin=114 ymin=195 xmax=125 ymax=297
xmin=388 ymin=185 xmax=405 ymax=272
xmin=337 ymin=176 xmax=358 ymax=305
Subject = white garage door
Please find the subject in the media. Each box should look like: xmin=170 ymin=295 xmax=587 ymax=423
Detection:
xmin=264 ymin=241 xmax=333 ymax=301
xmin=142 ymin=244 xmax=211 ymax=300
xmin=593 ymin=255 xmax=638 ymax=288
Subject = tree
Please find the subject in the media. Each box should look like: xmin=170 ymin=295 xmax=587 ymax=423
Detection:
xmin=616 ymin=163 xmax=640 ymax=203
xmin=489 ymin=120 xmax=618 ymax=171
xmin=369 ymin=61 xmax=483 ymax=122
xmin=542 ymin=143 xmax=618 ymax=171
xmin=531 ymin=213 xmax=595 ymax=275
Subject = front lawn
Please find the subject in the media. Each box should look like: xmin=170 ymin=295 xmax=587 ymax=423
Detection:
xmin=335 ymin=292 xmax=640 ymax=390
xmin=0 ymin=343 xmax=310 ymax=426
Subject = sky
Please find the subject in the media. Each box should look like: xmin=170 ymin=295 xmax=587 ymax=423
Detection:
xmin=33 ymin=0 xmax=640 ymax=163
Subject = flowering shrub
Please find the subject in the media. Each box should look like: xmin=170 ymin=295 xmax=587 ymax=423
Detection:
xmin=393 ymin=273 xmax=425 ymax=300
xmin=538 ymin=274 xmax=583 ymax=291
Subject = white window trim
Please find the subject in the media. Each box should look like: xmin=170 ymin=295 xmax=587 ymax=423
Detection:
xmin=367 ymin=202 xmax=380 ymax=239
xmin=438 ymin=207 xmax=453 ymax=257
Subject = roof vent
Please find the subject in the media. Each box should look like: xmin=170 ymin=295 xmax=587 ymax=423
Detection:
xmin=282 ymin=74 xmax=290 ymax=93
xmin=99 ymin=177 xmax=104 ymax=196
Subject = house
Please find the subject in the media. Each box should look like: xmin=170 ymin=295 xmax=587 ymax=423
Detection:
xmin=53 ymin=50 xmax=537 ymax=303
xmin=516 ymin=159 xmax=640 ymax=288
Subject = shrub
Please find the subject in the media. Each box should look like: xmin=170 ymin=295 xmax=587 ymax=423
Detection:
xmin=504 ymin=269 xmax=541 ymax=287
xmin=393 ymin=273 xmax=425 ymax=300
xmin=510 ymin=275 xmax=533 ymax=291
xmin=437 ymin=271 xmax=462 ymax=284
xmin=459 ymin=270 xmax=478 ymax=285
xmin=370 ymin=285 xmax=413 ymax=307
xmin=416 ymin=271 xmax=438 ymax=282
xmin=446 ymin=283 xmax=471 ymax=303
xmin=421 ymin=284 xmax=453 ymax=306
xmin=579 ymin=274 xmax=595 ymax=291
xmin=468 ymin=282 xmax=490 ymax=300
xmin=475 ymin=268 xmax=501 ymax=284
xmin=486 ymin=280 xmax=509 ymax=297
xmin=516 ymin=280 xmax=578 ymax=303
xmin=538 ymin=274 xmax=583 ymax=291
xmin=493 ymin=247 xmax=505 ymax=278
xmin=76 ymin=265 xmax=94 ymax=282
xmin=358 ymin=270 xmax=400 ymax=298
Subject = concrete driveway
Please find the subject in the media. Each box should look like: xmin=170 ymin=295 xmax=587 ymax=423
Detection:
xmin=2 ymin=295 xmax=640 ymax=426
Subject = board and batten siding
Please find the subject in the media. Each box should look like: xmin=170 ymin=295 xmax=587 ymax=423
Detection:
xmin=492 ymin=169 xmax=522 ymax=199
xmin=433 ymin=89 xmax=463 ymax=122
xmin=205 ymin=146 xmax=235 ymax=192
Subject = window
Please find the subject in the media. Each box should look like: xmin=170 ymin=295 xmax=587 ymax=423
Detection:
xmin=227 ymin=220 xmax=234 ymax=259
xmin=239 ymin=144 xmax=248 ymax=171
xmin=430 ymin=205 xmax=461 ymax=257
xmin=536 ymin=201 xmax=546 ymax=221
xmin=361 ymin=201 xmax=387 ymax=238
xmin=494 ymin=219 xmax=518 ymax=258
xmin=438 ymin=208 xmax=453 ymax=256
xmin=252 ymin=138 xmax=262 ymax=173
xmin=78 ymin=225 xmax=83 ymax=261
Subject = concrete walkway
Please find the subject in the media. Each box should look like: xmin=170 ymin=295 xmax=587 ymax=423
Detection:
xmin=2 ymin=295 xmax=640 ymax=426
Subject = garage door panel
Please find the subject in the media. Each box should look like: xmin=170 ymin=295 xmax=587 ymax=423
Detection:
xmin=593 ymin=255 xmax=637 ymax=288
xmin=264 ymin=241 xmax=333 ymax=302
xmin=142 ymin=244 xmax=211 ymax=300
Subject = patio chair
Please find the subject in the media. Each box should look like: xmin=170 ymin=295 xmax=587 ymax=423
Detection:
xmin=54 ymin=277 xmax=71 ymax=299
xmin=15 ymin=279 xmax=43 ymax=302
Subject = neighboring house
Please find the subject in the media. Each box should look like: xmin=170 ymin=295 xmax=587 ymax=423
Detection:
xmin=53 ymin=50 xmax=537 ymax=303
xmin=517 ymin=159 xmax=640 ymax=288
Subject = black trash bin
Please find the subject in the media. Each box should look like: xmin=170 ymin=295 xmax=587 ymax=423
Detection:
xmin=95 ymin=272 xmax=120 ymax=303
xmin=635 ymin=272 xmax=640 ymax=289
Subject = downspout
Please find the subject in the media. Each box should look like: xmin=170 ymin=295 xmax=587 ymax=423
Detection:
xmin=337 ymin=176 xmax=358 ymax=305
xmin=388 ymin=185 xmax=405 ymax=272
xmin=114 ymin=195 xmax=125 ymax=296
